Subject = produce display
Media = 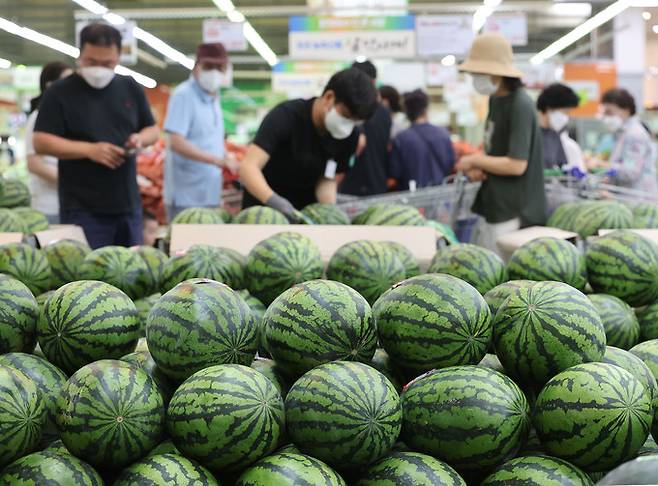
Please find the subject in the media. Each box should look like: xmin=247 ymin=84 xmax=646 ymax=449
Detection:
xmin=301 ymin=202 xmax=351 ymax=225
xmin=161 ymin=244 xmax=244 ymax=292
xmin=42 ymin=239 xmax=91 ymax=289
xmin=0 ymin=242 xmax=51 ymax=295
xmin=233 ymin=205 xmax=289 ymax=225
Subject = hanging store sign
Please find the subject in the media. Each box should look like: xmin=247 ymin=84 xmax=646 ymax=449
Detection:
xmin=203 ymin=19 xmax=247 ymax=52
xmin=76 ymin=20 xmax=138 ymax=66
xmin=416 ymin=15 xmax=474 ymax=57
xmin=306 ymin=0 xmax=408 ymax=16
xmin=272 ymin=61 xmax=349 ymax=98
xmin=483 ymin=14 xmax=528 ymax=47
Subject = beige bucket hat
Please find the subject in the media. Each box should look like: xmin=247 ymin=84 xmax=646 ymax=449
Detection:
xmin=459 ymin=33 xmax=524 ymax=78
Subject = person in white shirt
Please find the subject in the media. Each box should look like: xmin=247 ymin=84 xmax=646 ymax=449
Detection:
xmin=25 ymin=61 xmax=73 ymax=222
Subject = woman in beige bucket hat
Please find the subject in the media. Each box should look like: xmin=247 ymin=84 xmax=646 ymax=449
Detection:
xmin=456 ymin=33 xmax=547 ymax=253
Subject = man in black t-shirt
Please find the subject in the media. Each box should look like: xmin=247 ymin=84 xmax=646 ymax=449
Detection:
xmin=240 ymin=68 xmax=378 ymax=216
xmin=33 ymin=23 xmax=159 ymax=248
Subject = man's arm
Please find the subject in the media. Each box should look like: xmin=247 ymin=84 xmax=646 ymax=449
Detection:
xmin=27 ymin=155 xmax=58 ymax=184
xmin=33 ymin=132 xmax=124 ymax=169
xmin=239 ymin=144 xmax=273 ymax=203
xmin=168 ymin=133 xmax=222 ymax=167
xmin=137 ymin=125 xmax=160 ymax=147
xmin=456 ymin=153 xmax=527 ymax=176
xmin=316 ymin=178 xmax=337 ymax=204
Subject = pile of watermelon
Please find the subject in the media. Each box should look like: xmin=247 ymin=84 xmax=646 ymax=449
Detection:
xmin=6 ymin=194 xmax=658 ymax=485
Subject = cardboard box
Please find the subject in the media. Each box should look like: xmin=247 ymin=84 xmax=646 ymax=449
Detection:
xmin=34 ymin=225 xmax=88 ymax=248
xmin=0 ymin=233 xmax=24 ymax=245
xmin=496 ymin=226 xmax=579 ymax=261
xmin=170 ymin=224 xmax=438 ymax=271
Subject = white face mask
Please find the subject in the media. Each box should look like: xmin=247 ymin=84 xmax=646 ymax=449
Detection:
xmin=601 ymin=115 xmax=624 ymax=133
xmin=325 ymin=107 xmax=356 ymax=140
xmin=548 ymin=111 xmax=570 ymax=133
xmin=79 ymin=66 xmax=115 ymax=90
xmin=197 ymin=69 xmax=223 ymax=94
xmin=472 ymin=74 xmax=500 ymax=96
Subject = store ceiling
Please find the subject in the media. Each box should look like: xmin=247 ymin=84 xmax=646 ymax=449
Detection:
xmin=0 ymin=0 xmax=615 ymax=85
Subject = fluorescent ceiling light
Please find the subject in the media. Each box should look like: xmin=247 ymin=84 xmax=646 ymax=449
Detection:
xmin=643 ymin=11 xmax=653 ymax=19
xmin=653 ymin=23 xmax=658 ymax=32
xmin=550 ymin=2 xmax=593 ymax=17
xmin=441 ymin=55 xmax=456 ymax=67
xmin=0 ymin=57 xmax=11 ymax=69
xmin=71 ymin=0 xmax=107 ymax=15
xmin=531 ymin=0 xmax=631 ymax=65
xmin=227 ymin=10 xmax=245 ymax=23
xmin=115 ymin=65 xmax=156 ymax=88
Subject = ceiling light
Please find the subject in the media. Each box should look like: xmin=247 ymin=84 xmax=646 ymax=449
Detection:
xmin=550 ymin=2 xmax=593 ymax=17
xmin=243 ymin=22 xmax=278 ymax=66
xmin=643 ymin=11 xmax=653 ymax=19
xmin=0 ymin=58 xmax=11 ymax=69
xmin=102 ymin=13 xmax=126 ymax=26
xmin=115 ymin=65 xmax=156 ymax=89
xmin=227 ymin=10 xmax=245 ymax=23
xmin=483 ymin=0 xmax=502 ymax=7
xmin=71 ymin=0 xmax=107 ymax=15
xmin=213 ymin=0 xmax=236 ymax=12
xmin=653 ymin=23 xmax=658 ymax=32
xmin=441 ymin=55 xmax=456 ymax=67
xmin=473 ymin=6 xmax=493 ymax=32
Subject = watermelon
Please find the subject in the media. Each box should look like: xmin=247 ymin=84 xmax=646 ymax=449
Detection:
xmin=483 ymin=280 xmax=533 ymax=318
xmin=0 ymin=353 xmax=67 ymax=442
xmin=371 ymin=348 xmax=405 ymax=392
xmin=572 ymin=201 xmax=633 ymax=238
xmin=301 ymin=203 xmax=350 ymax=225
xmin=428 ymin=244 xmax=507 ymax=295
xmin=236 ymin=451 xmax=345 ymax=485
xmin=586 ymin=230 xmax=658 ymax=307
xmin=37 ymin=280 xmax=140 ymax=375
xmin=356 ymin=452 xmax=466 ymax=486
xmin=245 ymin=231 xmax=324 ymax=305
xmin=632 ymin=203 xmax=658 ymax=229
xmin=533 ymin=362 xmax=652 ymax=472
xmin=147 ymin=439 xmax=180 ymax=457
xmin=603 ymin=346 xmax=658 ymax=401
xmin=114 ymin=453 xmax=218 ymax=485
xmin=0 ymin=242 xmax=52 ymax=295
xmin=629 ymin=340 xmax=658 ymax=379
xmin=161 ymin=244 xmax=243 ymax=292
xmin=133 ymin=245 xmax=168 ymax=296
xmin=383 ymin=241 xmax=420 ymax=278
xmin=13 ymin=207 xmax=49 ymax=233
xmin=134 ymin=293 xmax=160 ymax=336
xmin=401 ymin=365 xmax=530 ymax=474
xmin=0 ymin=364 xmax=46 ymax=469
xmin=636 ymin=302 xmax=658 ymax=341
xmin=374 ymin=274 xmax=492 ymax=373
xmin=147 ymin=278 xmax=258 ymax=382
xmin=171 ymin=207 xmax=225 ymax=226
xmin=507 ymin=237 xmax=587 ymax=291
xmin=0 ymin=451 xmax=103 ymax=485
xmin=215 ymin=207 xmax=232 ymax=223
xmin=0 ymin=178 xmax=30 ymax=208
xmin=547 ymin=202 xmax=582 ymax=231
xmin=352 ymin=205 xmax=381 ymax=225
xmin=285 ymin=361 xmax=401 ymax=470
xmin=79 ymin=245 xmax=150 ymax=300
xmin=251 ymin=357 xmax=290 ymax=398
xmin=481 ymin=455 xmax=592 ymax=486
xmin=0 ymin=207 xmax=26 ymax=232
xmin=234 ymin=205 xmax=289 ymax=225
xmin=35 ymin=290 xmax=53 ymax=312
xmin=493 ymin=281 xmax=606 ymax=387
xmin=0 ymin=273 xmax=38 ymax=354
xmin=167 ymin=364 xmax=284 ymax=472
xmin=264 ymin=279 xmax=377 ymax=376
xmin=42 ymin=239 xmax=90 ymax=289
xmin=239 ymin=289 xmax=268 ymax=355
xmin=56 ymin=359 xmax=165 ymax=469
xmin=426 ymin=219 xmax=460 ymax=245
xmin=362 ymin=204 xmax=426 ymax=226
xmin=120 ymin=350 xmax=175 ymax=403
xmin=597 ymin=456 xmax=658 ymax=485
xmin=43 ymin=439 xmax=69 ymax=455
xmin=589 ymin=294 xmax=640 ymax=349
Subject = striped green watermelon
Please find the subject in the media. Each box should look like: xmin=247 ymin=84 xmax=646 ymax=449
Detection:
xmin=43 ymin=439 xmax=69 ymax=455
xmin=146 ymin=278 xmax=258 ymax=382
xmin=572 ymin=201 xmax=633 ymax=238
xmin=598 ymin=456 xmax=658 ymax=485
xmin=534 ymin=362 xmax=652 ymax=472
xmin=302 ymin=203 xmax=350 ymax=225
xmin=147 ymin=439 xmax=180 ymax=458
xmin=215 ymin=207 xmax=232 ymax=223
xmin=0 ymin=207 xmax=26 ymax=232
xmin=352 ymin=205 xmax=382 ymax=225
xmin=632 ymin=203 xmax=658 ymax=228
xmin=507 ymin=237 xmax=587 ymax=291
xmin=326 ymin=240 xmax=406 ymax=305
xmin=0 ymin=179 xmax=31 ymax=208
xmin=134 ymin=293 xmax=160 ymax=336
xmin=171 ymin=207 xmax=225 ymax=226
xmin=383 ymin=241 xmax=420 ymax=278
xmin=37 ymin=280 xmax=140 ymax=374
xmin=0 ymin=353 xmax=67 ymax=442
xmin=362 ymin=204 xmax=427 ymax=226
xmin=371 ymin=348 xmax=405 ymax=392
xmin=0 ymin=451 xmax=103 ymax=485
xmin=167 ymin=364 xmax=284 ymax=472
xmin=133 ymin=245 xmax=168 ymax=296
xmin=481 ymin=455 xmax=592 ymax=486
xmin=401 ymin=365 xmax=530 ymax=474
xmin=13 ymin=207 xmax=49 ymax=233
xmin=285 ymin=361 xmax=401 ymax=470
xmin=483 ymin=280 xmax=533 ymax=318
xmin=374 ymin=274 xmax=492 ymax=373
xmin=161 ymin=245 xmax=243 ymax=292
xmin=0 ymin=364 xmax=46 ymax=468
xmin=356 ymin=452 xmax=466 ymax=486
xmin=426 ymin=220 xmax=460 ymax=245
xmin=428 ymin=244 xmax=507 ymax=295
xmin=264 ymin=279 xmax=377 ymax=376
xmin=239 ymin=289 xmax=268 ymax=356
xmin=56 ymin=359 xmax=165 ymax=469
xmin=237 ymin=452 xmax=345 ymax=486
xmin=35 ymin=290 xmax=53 ymax=313
xmin=629 ymin=340 xmax=658 ymax=379
xmin=245 ymin=232 xmax=324 ymax=305
xmin=589 ymin=294 xmax=640 ymax=349
xmin=494 ymin=281 xmax=606 ymax=387
xmin=636 ymin=302 xmax=658 ymax=341
xmin=586 ymin=231 xmax=658 ymax=307
xmin=0 ymin=273 xmax=38 ymax=354
xmin=42 ymin=239 xmax=90 ymax=289
xmin=79 ymin=245 xmax=150 ymax=300
xmin=234 ymin=206 xmax=289 ymax=225
xmin=114 ymin=453 xmax=218 ymax=485
xmin=251 ymin=357 xmax=290 ymax=398
xmin=547 ymin=202 xmax=582 ymax=231
xmin=0 ymin=242 xmax=51 ymax=295
xmin=120 ymin=350 xmax=175 ymax=403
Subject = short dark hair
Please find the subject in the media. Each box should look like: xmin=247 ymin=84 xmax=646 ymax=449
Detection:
xmin=537 ymin=84 xmax=580 ymax=113
xmin=502 ymin=77 xmax=523 ymax=92
xmin=602 ymin=88 xmax=636 ymax=116
xmin=40 ymin=62 xmax=70 ymax=93
xmin=403 ymin=89 xmax=429 ymax=123
xmin=379 ymin=85 xmax=401 ymax=113
xmin=80 ymin=23 xmax=122 ymax=51
xmin=323 ymin=68 xmax=378 ymax=120
xmin=351 ymin=60 xmax=377 ymax=80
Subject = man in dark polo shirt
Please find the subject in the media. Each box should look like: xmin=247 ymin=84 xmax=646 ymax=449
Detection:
xmin=239 ymin=68 xmax=378 ymax=217
xmin=33 ymin=23 xmax=159 ymax=248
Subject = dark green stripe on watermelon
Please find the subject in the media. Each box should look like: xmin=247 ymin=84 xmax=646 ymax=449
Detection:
xmin=0 ymin=451 xmax=103 ymax=485
xmin=0 ymin=242 xmax=52 ymax=295
xmin=382 ymin=241 xmax=420 ymax=279
xmin=0 ymin=179 xmax=31 ymax=208
xmin=120 ymin=350 xmax=175 ymax=404
xmin=0 ymin=207 xmax=26 ymax=233
xmin=481 ymin=455 xmax=592 ymax=486
xmin=572 ymin=201 xmax=633 ymax=238
xmin=603 ymin=346 xmax=658 ymax=402
xmin=133 ymin=245 xmax=168 ymax=296
xmin=234 ymin=206 xmax=289 ymax=225
xmin=42 ymin=239 xmax=90 ymax=289
xmin=356 ymin=451 xmax=466 ymax=486
xmin=589 ymin=294 xmax=640 ymax=349
xmin=236 ymin=451 xmax=346 ymax=486
xmin=483 ymin=280 xmax=533 ymax=319
xmin=114 ymin=453 xmax=218 ymax=485
xmin=251 ymin=357 xmax=291 ymax=398
xmin=13 ymin=207 xmax=49 ymax=233
xmin=0 ymin=273 xmax=38 ymax=354
xmin=301 ymin=203 xmax=350 ymax=225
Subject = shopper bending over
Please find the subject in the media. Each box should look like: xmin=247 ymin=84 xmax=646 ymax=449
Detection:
xmin=240 ymin=68 xmax=378 ymax=217
xmin=389 ymin=89 xmax=455 ymax=191
xmin=455 ymin=33 xmax=546 ymax=251
xmin=33 ymin=23 xmax=159 ymax=248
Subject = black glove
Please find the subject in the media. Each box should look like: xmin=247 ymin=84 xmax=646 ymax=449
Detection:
xmin=266 ymin=193 xmax=296 ymax=220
